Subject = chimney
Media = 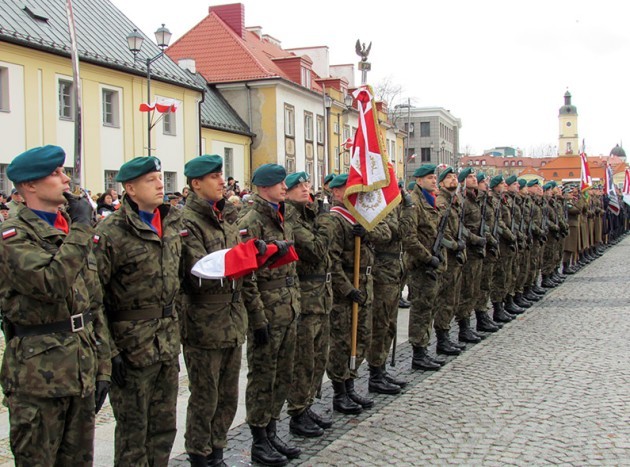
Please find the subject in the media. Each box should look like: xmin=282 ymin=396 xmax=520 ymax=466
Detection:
xmin=178 ymin=59 xmax=196 ymax=74
xmin=209 ymin=3 xmax=245 ymax=39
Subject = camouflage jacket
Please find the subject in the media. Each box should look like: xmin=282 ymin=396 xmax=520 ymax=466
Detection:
xmin=318 ymin=201 xmax=392 ymax=299
xmin=180 ymin=192 xmax=247 ymax=349
xmin=491 ymin=191 xmax=517 ymax=244
xmin=507 ymin=192 xmax=525 ymax=244
xmin=284 ymin=200 xmax=333 ymax=315
xmin=436 ymin=187 xmax=468 ymax=264
xmin=237 ymin=194 xmax=300 ymax=330
xmin=478 ymin=190 xmax=500 ymax=251
xmin=401 ymin=185 xmax=447 ymax=273
xmin=0 ymin=204 xmax=111 ymax=398
xmin=530 ymin=195 xmax=545 ymax=239
xmin=462 ymin=188 xmax=486 ymax=253
xmin=372 ymin=208 xmax=403 ymax=283
xmin=94 ymin=196 xmax=182 ymax=367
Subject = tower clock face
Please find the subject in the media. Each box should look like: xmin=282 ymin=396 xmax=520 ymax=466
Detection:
xmin=566 ymin=122 xmax=572 ymax=127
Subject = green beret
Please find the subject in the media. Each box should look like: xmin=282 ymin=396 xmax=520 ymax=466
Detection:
xmin=184 ymin=155 xmax=222 ymax=178
xmin=252 ymin=163 xmax=286 ymax=187
xmin=329 ymin=173 xmax=348 ymax=188
xmin=518 ymin=179 xmax=527 ymax=189
xmin=527 ymin=179 xmax=540 ymax=187
xmin=505 ymin=175 xmax=518 ymax=186
xmin=543 ymin=182 xmax=554 ymax=191
xmin=476 ymin=172 xmax=487 ymax=183
xmin=323 ymin=173 xmax=336 ymax=185
xmin=438 ymin=166 xmax=454 ymax=184
xmin=489 ymin=175 xmax=504 ymax=189
xmin=7 ymin=145 xmax=66 ymax=183
xmin=407 ymin=181 xmax=416 ymax=191
xmin=285 ymin=171 xmax=310 ymax=190
xmin=117 ymin=156 xmax=162 ymax=183
xmin=458 ymin=167 xmax=475 ymax=183
xmin=413 ymin=164 xmax=436 ymax=178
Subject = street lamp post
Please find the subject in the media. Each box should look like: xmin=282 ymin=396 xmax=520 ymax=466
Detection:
xmin=323 ymin=92 xmax=332 ymax=181
xmin=127 ymin=24 xmax=172 ymax=156
xmin=337 ymin=93 xmax=354 ymax=173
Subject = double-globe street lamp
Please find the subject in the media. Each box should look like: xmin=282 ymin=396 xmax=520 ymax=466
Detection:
xmin=127 ymin=24 xmax=172 ymax=156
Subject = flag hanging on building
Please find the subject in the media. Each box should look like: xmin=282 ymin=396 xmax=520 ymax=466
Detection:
xmin=604 ymin=162 xmax=620 ymax=215
xmin=343 ymin=85 xmax=401 ymax=230
xmin=579 ymin=148 xmax=592 ymax=197
xmin=623 ymin=168 xmax=630 ymax=206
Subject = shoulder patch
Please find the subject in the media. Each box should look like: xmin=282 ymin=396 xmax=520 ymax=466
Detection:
xmin=2 ymin=228 xmax=17 ymax=240
xmin=239 ymin=228 xmax=248 ymax=236
xmin=179 ymin=229 xmax=189 ymax=237
xmin=92 ymin=234 xmax=100 ymax=244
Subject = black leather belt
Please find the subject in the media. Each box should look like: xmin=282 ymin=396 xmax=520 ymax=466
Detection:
xmin=298 ymin=273 xmax=332 ymax=283
xmin=110 ymin=304 xmax=174 ymax=322
xmin=257 ymin=276 xmax=297 ymax=291
xmin=375 ymin=252 xmax=401 ymax=260
xmin=186 ymin=291 xmax=241 ymax=305
xmin=11 ymin=310 xmax=95 ymax=338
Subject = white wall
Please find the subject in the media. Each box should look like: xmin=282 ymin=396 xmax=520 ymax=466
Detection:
xmin=153 ymin=95 xmax=185 ymax=190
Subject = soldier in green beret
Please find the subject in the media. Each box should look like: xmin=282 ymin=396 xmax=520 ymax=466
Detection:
xmin=283 ymin=171 xmax=336 ymax=437
xmin=179 ymin=155 xmax=259 ymax=466
xmin=540 ymin=181 xmax=565 ymax=288
xmin=504 ymin=176 xmax=530 ymax=312
xmin=237 ymin=163 xmax=301 ymax=466
xmin=93 ymin=156 xmax=182 ymax=465
xmin=524 ymin=179 xmax=549 ymax=297
xmin=0 ymin=145 xmax=111 ymax=465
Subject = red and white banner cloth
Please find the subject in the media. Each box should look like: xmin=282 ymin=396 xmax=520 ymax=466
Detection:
xmin=343 ymin=85 xmax=400 ymax=230
xmin=579 ymin=151 xmax=592 ymax=194
xmin=623 ymin=168 xmax=630 ymax=206
xmin=604 ymin=162 xmax=620 ymax=215
xmin=139 ymin=98 xmax=178 ymax=113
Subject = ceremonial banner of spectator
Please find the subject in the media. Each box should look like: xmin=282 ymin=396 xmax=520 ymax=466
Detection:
xmin=604 ymin=162 xmax=620 ymax=215
xmin=343 ymin=85 xmax=401 ymax=230
xmin=623 ymin=168 xmax=630 ymax=206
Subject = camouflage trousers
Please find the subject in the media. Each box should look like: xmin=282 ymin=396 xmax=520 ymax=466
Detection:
xmin=457 ymin=254 xmax=484 ymax=321
xmin=474 ymin=255 xmax=497 ymax=311
xmin=408 ymin=270 xmax=441 ymax=348
xmin=434 ymin=255 xmax=463 ymax=331
xmin=327 ymin=284 xmax=373 ymax=382
xmin=509 ymin=248 xmax=521 ymax=295
xmin=491 ymin=244 xmax=515 ymax=302
xmin=110 ymin=358 xmax=179 ymax=467
xmin=7 ymin=392 xmax=95 ymax=467
xmin=246 ymin=319 xmax=297 ymax=427
xmin=287 ymin=313 xmax=330 ymax=416
xmin=183 ymin=345 xmax=241 ymax=456
xmin=527 ymin=242 xmax=543 ymax=286
xmin=368 ymin=281 xmax=401 ymax=367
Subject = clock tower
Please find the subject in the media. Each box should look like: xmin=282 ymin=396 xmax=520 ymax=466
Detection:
xmin=558 ymin=90 xmax=578 ymax=156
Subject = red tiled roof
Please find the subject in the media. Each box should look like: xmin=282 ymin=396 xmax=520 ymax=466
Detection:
xmin=167 ymin=11 xmax=322 ymax=91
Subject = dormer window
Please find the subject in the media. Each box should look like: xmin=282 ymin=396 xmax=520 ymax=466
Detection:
xmin=301 ymin=67 xmax=311 ymax=88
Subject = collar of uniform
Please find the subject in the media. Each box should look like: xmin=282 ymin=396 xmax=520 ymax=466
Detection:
xmin=16 ymin=203 xmax=68 ymax=240
xmin=252 ymin=193 xmax=285 ymax=221
xmin=122 ymin=194 xmax=179 ymax=236
xmin=185 ymin=191 xmax=222 ymax=227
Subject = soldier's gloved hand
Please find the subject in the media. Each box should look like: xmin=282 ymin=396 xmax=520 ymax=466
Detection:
xmin=63 ymin=191 xmax=93 ymax=225
xmin=271 ymin=240 xmax=291 ymax=257
xmin=456 ymin=239 xmax=466 ymax=251
xmin=111 ymin=355 xmax=127 ymax=388
xmin=253 ymin=324 xmax=270 ymax=346
xmin=426 ymin=255 xmax=441 ymax=269
xmin=401 ymin=189 xmax=414 ymax=207
xmin=473 ymin=236 xmax=487 ymax=248
xmin=352 ymin=224 xmax=367 ymax=238
xmin=254 ymin=239 xmax=267 ymax=256
xmin=95 ymin=380 xmax=111 ymax=414
xmin=347 ymin=288 xmax=366 ymax=305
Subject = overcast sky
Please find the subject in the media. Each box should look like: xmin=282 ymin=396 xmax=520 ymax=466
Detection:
xmin=111 ymin=0 xmax=629 ymax=157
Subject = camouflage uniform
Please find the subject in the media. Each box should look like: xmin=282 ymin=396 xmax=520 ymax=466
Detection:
xmin=320 ymin=201 xmax=391 ymax=382
xmin=542 ymin=196 xmax=562 ymax=277
xmin=285 ymin=200 xmax=333 ymax=417
xmin=506 ymin=191 xmax=523 ymax=297
xmin=238 ymin=194 xmax=300 ymax=427
xmin=526 ymin=195 xmax=545 ymax=287
xmin=490 ymin=192 xmax=517 ymax=303
xmin=368 ymin=209 xmax=403 ymax=367
xmin=515 ymin=194 xmax=533 ymax=296
xmin=94 ymin=196 xmax=182 ymax=466
xmin=180 ymin=192 xmax=247 ymax=457
xmin=401 ymin=184 xmax=447 ymax=348
xmin=474 ymin=190 xmax=502 ymax=312
xmin=0 ymin=204 xmax=111 ymax=466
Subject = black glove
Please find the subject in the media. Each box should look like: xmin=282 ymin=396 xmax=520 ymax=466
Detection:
xmin=253 ymin=324 xmax=270 ymax=346
xmin=95 ymin=380 xmax=111 ymax=414
xmin=347 ymin=289 xmax=366 ymax=305
xmin=352 ymin=224 xmax=367 ymax=238
xmin=401 ymin=189 xmax=414 ymax=207
xmin=271 ymin=239 xmax=290 ymax=257
xmin=63 ymin=192 xmax=93 ymax=225
xmin=456 ymin=239 xmax=466 ymax=251
xmin=254 ymin=239 xmax=267 ymax=256
xmin=111 ymin=355 xmax=127 ymax=388
xmin=473 ymin=236 xmax=487 ymax=248
xmin=426 ymin=255 xmax=441 ymax=269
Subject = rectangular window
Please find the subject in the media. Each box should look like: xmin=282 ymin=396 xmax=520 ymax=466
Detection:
xmin=0 ymin=164 xmax=10 ymax=194
xmin=286 ymin=157 xmax=295 ymax=173
xmin=58 ymin=79 xmax=74 ymax=120
xmin=316 ymin=115 xmax=324 ymax=144
xmin=164 ymin=171 xmax=177 ymax=193
xmin=284 ymin=104 xmax=295 ymax=137
xmin=224 ymin=148 xmax=233 ymax=178
xmin=163 ymin=111 xmax=176 ymax=136
xmin=306 ymin=161 xmax=313 ymax=178
xmin=0 ymin=67 xmax=9 ymax=111
xmin=334 ymin=147 xmax=340 ymax=171
xmin=343 ymin=125 xmax=350 ymax=141
xmin=420 ymin=122 xmax=430 ymax=137
xmin=301 ymin=67 xmax=311 ymax=88
xmin=104 ymin=170 xmax=121 ymax=192
xmin=304 ymin=111 xmax=313 ymax=141
xmin=102 ymin=89 xmax=119 ymax=127
xmin=333 ymin=120 xmax=339 ymax=135
xmin=421 ymin=147 xmax=431 ymax=162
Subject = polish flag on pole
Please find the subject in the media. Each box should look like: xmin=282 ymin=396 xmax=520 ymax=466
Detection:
xmin=139 ymin=99 xmax=178 ymax=113
xmin=579 ymin=142 xmax=592 ymax=197
xmin=604 ymin=162 xmax=620 ymax=215
xmin=343 ymin=85 xmax=401 ymax=230
xmin=622 ymin=168 xmax=630 ymax=206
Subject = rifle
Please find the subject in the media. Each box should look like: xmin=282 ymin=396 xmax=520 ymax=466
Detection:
xmin=478 ymin=192 xmax=488 ymax=237
xmin=455 ymin=187 xmax=466 ymax=264
xmin=510 ymin=196 xmax=517 ymax=235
